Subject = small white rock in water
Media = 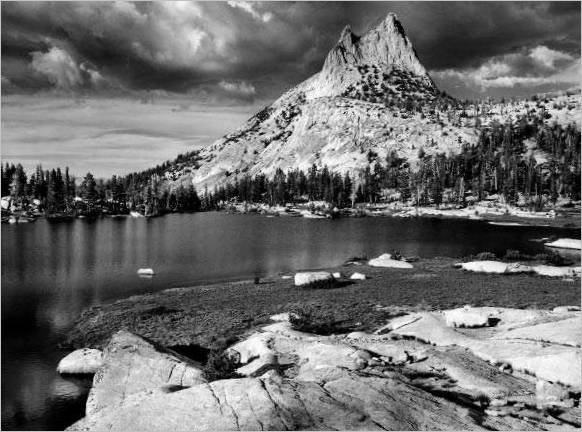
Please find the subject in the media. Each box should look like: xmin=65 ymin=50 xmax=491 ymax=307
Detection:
xmin=350 ymin=272 xmax=367 ymax=280
xmin=137 ymin=268 xmax=155 ymax=276
xmin=294 ymin=271 xmax=333 ymax=287
xmin=544 ymin=238 xmax=581 ymax=250
xmin=332 ymin=272 xmax=342 ymax=279
xmin=57 ymin=348 xmax=103 ymax=374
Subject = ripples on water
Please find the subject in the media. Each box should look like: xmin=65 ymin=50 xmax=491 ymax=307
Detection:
xmin=1 ymin=212 xmax=579 ymax=430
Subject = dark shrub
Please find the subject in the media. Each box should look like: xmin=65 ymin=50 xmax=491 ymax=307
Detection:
xmin=289 ymin=304 xmax=347 ymax=335
xmin=299 ymin=278 xmax=337 ymax=290
xmin=475 ymin=252 xmax=497 ymax=261
xmin=203 ymin=349 xmax=241 ymax=382
xmin=534 ymin=251 xmax=571 ymax=266
xmin=503 ymin=249 xmax=522 ymax=261
xmin=503 ymin=249 xmax=535 ymax=261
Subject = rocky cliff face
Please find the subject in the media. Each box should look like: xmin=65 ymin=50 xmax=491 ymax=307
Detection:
xmin=310 ymin=13 xmax=434 ymax=99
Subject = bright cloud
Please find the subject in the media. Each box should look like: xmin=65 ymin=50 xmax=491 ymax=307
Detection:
xmin=218 ymin=80 xmax=256 ymax=96
xmin=2 ymin=2 xmax=580 ymax=99
xmin=434 ymin=45 xmax=580 ymax=91
xmin=30 ymin=47 xmax=82 ymax=89
xmin=530 ymin=45 xmax=574 ymax=68
xmin=227 ymin=1 xmax=273 ymax=23
xmin=30 ymin=46 xmax=108 ymax=90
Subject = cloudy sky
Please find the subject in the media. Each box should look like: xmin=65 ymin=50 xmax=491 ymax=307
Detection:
xmin=2 ymin=1 xmax=580 ymax=100
xmin=1 ymin=1 xmax=580 ymax=177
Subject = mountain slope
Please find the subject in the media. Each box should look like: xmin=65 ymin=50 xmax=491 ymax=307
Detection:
xmin=168 ymin=13 xmax=578 ymax=191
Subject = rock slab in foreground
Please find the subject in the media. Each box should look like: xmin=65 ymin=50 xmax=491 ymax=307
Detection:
xmin=69 ymin=321 xmax=546 ymax=431
xmin=57 ymin=348 xmax=103 ymax=375
xmin=386 ymin=308 xmax=581 ymax=388
xmin=86 ymin=330 xmax=206 ymax=416
xmin=69 ymin=308 xmax=581 ymax=431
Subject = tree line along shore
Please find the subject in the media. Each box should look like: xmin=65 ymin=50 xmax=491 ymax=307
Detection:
xmin=2 ymin=111 xmax=579 ymax=223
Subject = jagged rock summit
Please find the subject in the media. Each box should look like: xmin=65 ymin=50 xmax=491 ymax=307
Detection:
xmin=307 ymin=13 xmax=434 ymax=99
xmin=170 ymin=13 xmax=474 ymax=190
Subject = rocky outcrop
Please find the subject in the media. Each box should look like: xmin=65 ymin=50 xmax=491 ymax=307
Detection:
xmin=85 ymin=330 xmax=206 ymax=416
xmin=57 ymin=348 xmax=103 ymax=375
xmin=69 ymin=309 xmax=580 ymax=431
xmin=313 ymin=13 xmax=433 ymax=99
xmin=383 ymin=307 xmax=581 ymax=388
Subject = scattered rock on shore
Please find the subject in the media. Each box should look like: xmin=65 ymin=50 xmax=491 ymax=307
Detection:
xmin=349 ymin=272 xmax=366 ymax=280
xmin=544 ymin=238 xmax=581 ymax=250
xmin=460 ymin=260 xmax=532 ymax=274
xmin=460 ymin=260 xmax=581 ymax=277
xmin=443 ymin=306 xmax=491 ymax=328
xmin=368 ymin=253 xmax=413 ymax=269
xmin=57 ymin=348 xmax=103 ymax=375
xmin=294 ymin=271 xmax=334 ymax=287
xmin=532 ymin=265 xmax=581 ymax=278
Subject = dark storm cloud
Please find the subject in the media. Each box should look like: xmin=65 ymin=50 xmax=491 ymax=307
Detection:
xmin=1 ymin=1 xmax=580 ymax=100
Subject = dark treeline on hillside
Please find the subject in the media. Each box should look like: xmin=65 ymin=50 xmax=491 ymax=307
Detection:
xmin=1 ymin=150 xmax=204 ymax=218
xmin=214 ymin=116 xmax=580 ymax=209
xmin=2 ymin=113 xmax=580 ymax=219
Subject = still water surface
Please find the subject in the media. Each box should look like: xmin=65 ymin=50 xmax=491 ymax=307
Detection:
xmin=2 ymin=212 xmax=579 ymax=430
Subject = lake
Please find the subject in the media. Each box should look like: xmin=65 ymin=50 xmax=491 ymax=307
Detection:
xmin=1 ymin=212 xmax=580 ymax=430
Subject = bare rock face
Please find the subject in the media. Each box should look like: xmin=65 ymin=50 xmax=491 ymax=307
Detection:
xmin=315 ymin=14 xmax=433 ymax=99
xmin=85 ymin=330 xmax=206 ymax=416
xmin=385 ymin=308 xmax=582 ymax=389
xmin=69 ymin=373 xmax=500 ymax=432
xmin=69 ymin=309 xmax=580 ymax=431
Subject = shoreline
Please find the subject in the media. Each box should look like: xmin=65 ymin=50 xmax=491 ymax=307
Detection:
xmin=4 ymin=202 xmax=580 ymax=230
xmin=225 ymin=200 xmax=582 ymax=229
xmin=66 ymin=255 xmax=581 ymax=352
